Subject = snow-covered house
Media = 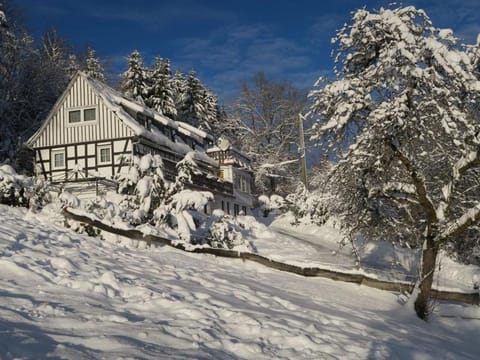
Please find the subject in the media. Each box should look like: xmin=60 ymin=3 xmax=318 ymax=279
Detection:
xmin=206 ymin=138 xmax=254 ymax=216
xmin=26 ymin=71 xmax=254 ymax=214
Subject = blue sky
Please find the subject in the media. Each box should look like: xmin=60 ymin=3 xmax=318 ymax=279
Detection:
xmin=14 ymin=0 xmax=480 ymax=99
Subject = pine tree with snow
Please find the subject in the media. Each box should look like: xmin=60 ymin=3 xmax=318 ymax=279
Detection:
xmin=114 ymin=152 xmax=205 ymax=235
xmin=309 ymin=5 xmax=480 ymax=319
xmin=147 ymin=56 xmax=177 ymax=118
xmin=120 ymin=50 xmax=148 ymax=103
xmin=202 ymin=90 xmax=219 ymax=132
xmin=84 ymin=47 xmax=105 ymax=82
xmin=171 ymin=69 xmax=186 ymax=116
xmin=177 ymin=69 xmax=208 ymax=127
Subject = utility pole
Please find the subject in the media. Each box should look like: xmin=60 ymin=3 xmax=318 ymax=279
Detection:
xmin=298 ymin=113 xmax=308 ymax=189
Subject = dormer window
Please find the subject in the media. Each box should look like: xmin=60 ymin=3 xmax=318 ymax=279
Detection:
xmin=68 ymin=108 xmax=97 ymax=124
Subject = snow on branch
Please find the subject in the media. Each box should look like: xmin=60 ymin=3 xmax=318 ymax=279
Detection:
xmin=438 ymin=203 xmax=480 ymax=243
xmin=388 ymin=138 xmax=437 ymax=222
xmin=437 ymin=147 xmax=480 ymax=220
xmin=382 ymin=182 xmax=416 ymax=195
xmin=259 ymin=159 xmax=299 ymax=169
xmin=368 ymin=182 xmax=418 ymax=203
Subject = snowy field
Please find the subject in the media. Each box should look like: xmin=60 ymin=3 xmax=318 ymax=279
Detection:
xmin=0 ymin=204 xmax=479 ymax=359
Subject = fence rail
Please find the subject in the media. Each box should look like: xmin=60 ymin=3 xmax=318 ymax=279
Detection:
xmin=62 ymin=208 xmax=479 ymax=306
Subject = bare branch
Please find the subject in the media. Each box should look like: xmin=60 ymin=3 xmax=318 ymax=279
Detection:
xmin=389 ymin=138 xmax=438 ymax=223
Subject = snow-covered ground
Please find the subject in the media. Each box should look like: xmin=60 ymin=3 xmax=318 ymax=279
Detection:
xmin=0 ymin=204 xmax=479 ymax=359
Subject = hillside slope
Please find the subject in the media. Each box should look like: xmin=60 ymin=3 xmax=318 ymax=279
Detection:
xmin=0 ymin=205 xmax=478 ymax=359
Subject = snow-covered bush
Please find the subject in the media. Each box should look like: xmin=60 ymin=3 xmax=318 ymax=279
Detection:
xmin=27 ymin=178 xmax=51 ymax=211
xmin=161 ymin=189 xmax=213 ymax=240
xmin=115 ymin=153 xmax=166 ymax=224
xmin=285 ymin=187 xmax=329 ymax=226
xmin=84 ymin=196 xmax=123 ymax=223
xmin=58 ymin=190 xmax=81 ymax=208
xmin=195 ymin=210 xmax=250 ymax=250
xmin=0 ymin=164 xmax=53 ymax=210
xmin=110 ymin=153 xmax=212 ymax=240
xmin=258 ymin=194 xmax=285 ymax=217
xmin=0 ymin=164 xmax=33 ymax=207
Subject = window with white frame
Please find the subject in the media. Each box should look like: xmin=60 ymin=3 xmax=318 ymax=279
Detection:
xmin=68 ymin=110 xmax=81 ymax=123
xmin=84 ymin=108 xmax=96 ymax=121
xmin=98 ymin=145 xmax=111 ymax=164
xmin=68 ymin=108 xmax=96 ymax=124
xmin=52 ymin=150 xmax=65 ymax=169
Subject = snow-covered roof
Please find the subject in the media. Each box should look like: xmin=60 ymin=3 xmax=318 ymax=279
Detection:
xmin=206 ymin=146 xmax=252 ymax=170
xmin=84 ymin=75 xmax=218 ymax=167
xmin=85 ymin=73 xmax=178 ymax=131
xmin=176 ymin=121 xmax=214 ymax=143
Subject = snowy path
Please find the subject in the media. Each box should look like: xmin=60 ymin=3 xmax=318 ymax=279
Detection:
xmin=269 ymin=225 xmax=417 ymax=282
xmin=270 ymin=226 xmax=356 ymax=271
xmin=0 ymin=205 xmax=479 ymax=359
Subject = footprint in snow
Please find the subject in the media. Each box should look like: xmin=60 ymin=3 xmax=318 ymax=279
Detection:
xmin=15 ymin=233 xmax=27 ymax=242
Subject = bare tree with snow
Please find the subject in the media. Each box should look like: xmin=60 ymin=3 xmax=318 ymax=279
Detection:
xmin=0 ymin=4 xmax=72 ymax=167
xmin=309 ymin=5 xmax=480 ymax=319
xmin=229 ymin=72 xmax=306 ymax=196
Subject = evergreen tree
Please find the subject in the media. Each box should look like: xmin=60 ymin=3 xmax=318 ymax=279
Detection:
xmin=147 ymin=56 xmax=176 ymax=117
xmin=202 ymin=90 xmax=218 ymax=132
xmin=178 ymin=69 xmax=206 ymax=127
xmin=171 ymin=69 xmax=186 ymax=119
xmin=84 ymin=47 xmax=105 ymax=82
xmin=120 ymin=49 xmax=147 ymax=103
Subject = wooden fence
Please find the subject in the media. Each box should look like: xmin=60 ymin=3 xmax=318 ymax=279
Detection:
xmin=62 ymin=208 xmax=479 ymax=306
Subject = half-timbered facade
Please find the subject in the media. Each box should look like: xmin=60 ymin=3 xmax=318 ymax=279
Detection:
xmin=27 ymin=71 xmax=254 ymax=212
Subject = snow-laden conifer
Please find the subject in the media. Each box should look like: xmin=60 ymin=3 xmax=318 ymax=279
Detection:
xmin=147 ymin=57 xmax=177 ymax=117
xmin=85 ymin=47 xmax=105 ymax=82
xmin=114 ymin=153 xmax=211 ymax=240
xmin=120 ymin=50 xmax=148 ymax=103
xmin=171 ymin=69 xmax=186 ymax=115
xmin=178 ymin=69 xmax=206 ymax=126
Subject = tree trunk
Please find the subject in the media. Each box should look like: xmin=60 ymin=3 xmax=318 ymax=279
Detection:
xmin=414 ymin=235 xmax=438 ymax=320
xmin=269 ymin=176 xmax=276 ymax=195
